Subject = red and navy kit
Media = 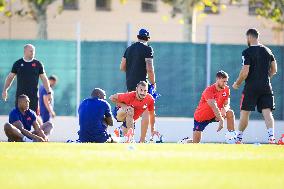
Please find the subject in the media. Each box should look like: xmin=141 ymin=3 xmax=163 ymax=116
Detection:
xmin=193 ymin=85 xmax=230 ymax=131
xmin=11 ymin=58 xmax=45 ymax=113
xmin=116 ymin=91 xmax=155 ymax=121
xmin=9 ymin=107 xmax=37 ymax=131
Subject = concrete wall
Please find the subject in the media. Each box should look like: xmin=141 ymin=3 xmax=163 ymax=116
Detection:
xmin=0 ymin=116 xmax=283 ymax=143
xmin=0 ymin=0 xmax=283 ymax=44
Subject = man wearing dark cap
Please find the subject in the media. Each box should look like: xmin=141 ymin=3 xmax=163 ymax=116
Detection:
xmin=119 ymin=28 xmax=157 ymax=143
xmin=78 ymin=88 xmax=114 ymax=143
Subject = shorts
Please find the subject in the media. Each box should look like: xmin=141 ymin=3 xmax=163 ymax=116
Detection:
xmin=240 ymin=92 xmax=275 ymax=113
xmin=40 ymin=111 xmax=50 ymax=123
xmin=78 ymin=130 xmax=109 ymax=143
xmin=112 ymin=107 xmax=133 ymax=128
xmin=193 ymin=118 xmax=216 ymax=132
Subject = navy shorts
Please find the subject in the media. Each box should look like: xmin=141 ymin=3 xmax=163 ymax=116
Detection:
xmin=78 ymin=130 xmax=109 ymax=143
xmin=193 ymin=118 xmax=216 ymax=132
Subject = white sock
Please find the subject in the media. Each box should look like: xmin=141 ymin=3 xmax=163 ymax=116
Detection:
xmin=237 ymin=131 xmax=243 ymax=141
xmin=267 ymin=128 xmax=274 ymax=138
xmin=22 ymin=136 xmax=33 ymax=142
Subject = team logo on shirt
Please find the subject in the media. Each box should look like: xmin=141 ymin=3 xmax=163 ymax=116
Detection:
xmin=222 ymin=92 xmax=227 ymax=97
xmin=27 ymin=117 xmax=31 ymax=121
xmin=32 ymin=63 xmax=36 ymax=67
xmin=21 ymin=64 xmax=24 ymax=67
xmin=143 ymin=104 xmax=148 ymax=109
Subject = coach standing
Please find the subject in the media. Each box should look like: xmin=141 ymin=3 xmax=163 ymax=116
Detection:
xmin=120 ymin=28 xmax=156 ymax=143
xmin=2 ymin=44 xmax=52 ymax=114
xmin=232 ymin=28 xmax=277 ymax=144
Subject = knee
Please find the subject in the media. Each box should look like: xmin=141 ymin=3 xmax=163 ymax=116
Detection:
xmin=126 ymin=107 xmax=134 ymax=117
xmin=4 ymin=123 xmax=12 ymax=132
xmin=44 ymin=121 xmax=54 ymax=130
xmin=226 ymin=109 xmax=235 ymax=118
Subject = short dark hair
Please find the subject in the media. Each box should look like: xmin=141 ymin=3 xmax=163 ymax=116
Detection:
xmin=137 ymin=35 xmax=149 ymax=41
xmin=216 ymin=70 xmax=229 ymax=79
xmin=246 ymin=28 xmax=259 ymax=39
xmin=18 ymin=94 xmax=29 ymax=102
xmin=136 ymin=81 xmax=148 ymax=87
xmin=91 ymin=88 xmax=105 ymax=98
xmin=48 ymin=75 xmax=57 ymax=81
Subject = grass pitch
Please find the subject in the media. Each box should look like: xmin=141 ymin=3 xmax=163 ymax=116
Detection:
xmin=0 ymin=143 xmax=283 ymax=189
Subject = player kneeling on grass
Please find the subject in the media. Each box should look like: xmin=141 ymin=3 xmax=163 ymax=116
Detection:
xmin=4 ymin=94 xmax=52 ymax=142
xmin=193 ymin=71 xmax=236 ymax=143
xmin=109 ymin=81 xmax=159 ymax=142
xmin=78 ymin=88 xmax=114 ymax=143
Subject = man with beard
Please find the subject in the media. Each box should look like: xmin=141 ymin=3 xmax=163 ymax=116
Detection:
xmin=232 ymin=28 xmax=277 ymax=144
xmin=193 ymin=71 xmax=235 ymax=143
xmin=109 ymin=81 xmax=157 ymax=142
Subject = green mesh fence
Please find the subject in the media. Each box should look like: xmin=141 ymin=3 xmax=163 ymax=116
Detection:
xmin=0 ymin=40 xmax=77 ymax=116
xmin=0 ymin=40 xmax=283 ymax=120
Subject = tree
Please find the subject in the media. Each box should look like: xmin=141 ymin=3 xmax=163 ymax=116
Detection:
xmin=163 ymin=0 xmax=284 ymax=41
xmin=251 ymin=0 xmax=284 ymax=28
xmin=0 ymin=0 xmax=66 ymax=39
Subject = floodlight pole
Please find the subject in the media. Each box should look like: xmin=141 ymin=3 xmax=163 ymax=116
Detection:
xmin=76 ymin=22 xmax=81 ymax=116
xmin=127 ymin=23 xmax=132 ymax=47
xmin=206 ymin=25 xmax=211 ymax=87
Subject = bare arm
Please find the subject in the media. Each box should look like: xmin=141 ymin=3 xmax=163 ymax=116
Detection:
xmin=149 ymin=110 xmax=156 ymax=134
xmin=40 ymin=74 xmax=51 ymax=93
xmin=207 ymin=99 xmax=224 ymax=132
xmin=120 ymin=57 xmax=126 ymax=72
xmin=13 ymin=121 xmax=44 ymax=142
xmin=43 ymin=95 xmax=55 ymax=117
xmin=146 ymin=58 xmax=156 ymax=85
xmin=232 ymin=65 xmax=250 ymax=89
xmin=269 ymin=61 xmax=277 ymax=78
xmin=2 ymin=73 xmax=16 ymax=101
xmin=32 ymin=120 xmax=47 ymax=141
xmin=105 ymin=116 xmax=113 ymax=126
xmin=207 ymin=99 xmax=222 ymax=121
xmin=109 ymin=94 xmax=128 ymax=108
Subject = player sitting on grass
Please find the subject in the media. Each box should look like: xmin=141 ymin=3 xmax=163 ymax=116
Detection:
xmin=192 ymin=70 xmax=236 ymax=143
xmin=110 ymin=81 xmax=159 ymax=142
xmin=4 ymin=94 xmax=52 ymax=142
xmin=78 ymin=88 xmax=115 ymax=143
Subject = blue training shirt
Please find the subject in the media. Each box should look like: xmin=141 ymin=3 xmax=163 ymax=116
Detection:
xmin=9 ymin=108 xmax=37 ymax=131
xmin=78 ymin=97 xmax=112 ymax=142
xmin=39 ymin=85 xmax=54 ymax=122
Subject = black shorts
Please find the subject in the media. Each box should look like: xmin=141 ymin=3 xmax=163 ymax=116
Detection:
xmin=240 ymin=92 xmax=275 ymax=113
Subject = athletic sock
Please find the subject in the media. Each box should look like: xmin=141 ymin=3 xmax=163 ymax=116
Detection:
xmin=236 ymin=131 xmax=243 ymax=141
xmin=267 ymin=128 xmax=274 ymax=138
xmin=22 ymin=136 xmax=33 ymax=142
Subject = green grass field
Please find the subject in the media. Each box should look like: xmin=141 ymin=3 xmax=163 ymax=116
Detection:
xmin=0 ymin=143 xmax=283 ymax=189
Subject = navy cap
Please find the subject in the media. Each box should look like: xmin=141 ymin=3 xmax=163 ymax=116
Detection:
xmin=138 ymin=29 xmax=150 ymax=38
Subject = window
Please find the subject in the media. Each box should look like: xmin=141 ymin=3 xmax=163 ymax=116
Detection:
xmin=63 ymin=0 xmax=79 ymax=10
xmin=96 ymin=0 xmax=111 ymax=11
xmin=141 ymin=0 xmax=157 ymax=13
xmin=248 ymin=0 xmax=263 ymax=15
xmin=203 ymin=1 xmax=219 ymax=14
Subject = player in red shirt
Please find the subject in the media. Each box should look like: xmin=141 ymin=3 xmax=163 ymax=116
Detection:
xmin=193 ymin=71 xmax=235 ymax=143
xmin=110 ymin=81 xmax=158 ymax=142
